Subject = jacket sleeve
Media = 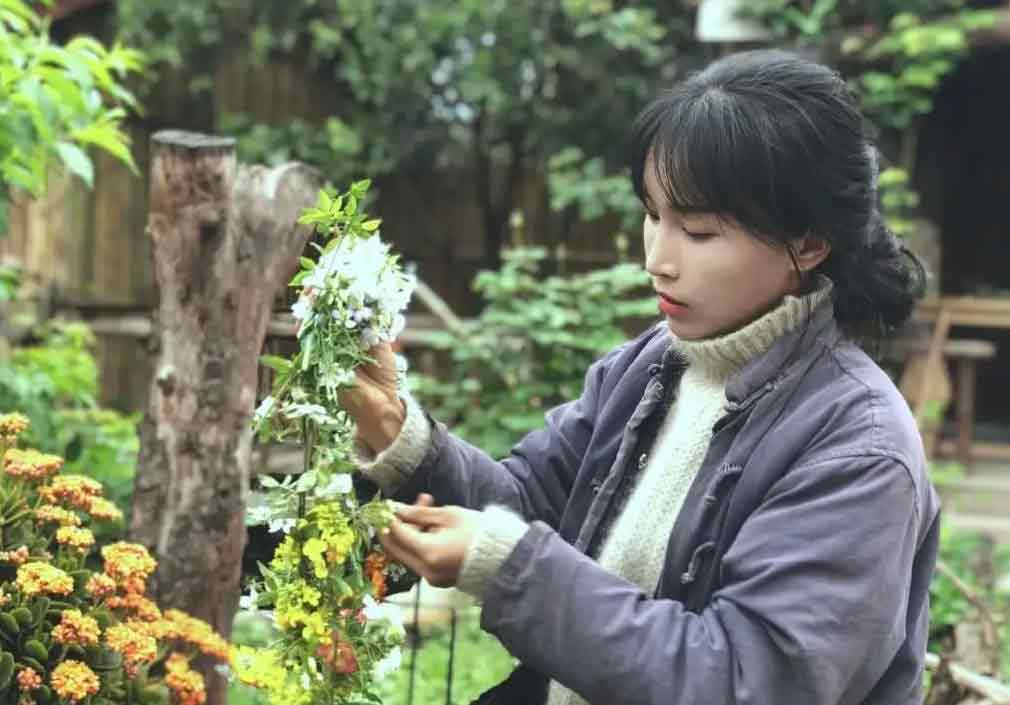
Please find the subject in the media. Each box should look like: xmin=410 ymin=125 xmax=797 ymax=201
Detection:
xmin=380 ymin=340 xmax=631 ymax=528
xmin=477 ymin=453 xmax=927 ymax=705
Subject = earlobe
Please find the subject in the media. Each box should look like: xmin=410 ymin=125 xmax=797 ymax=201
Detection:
xmin=796 ymin=237 xmax=831 ymax=272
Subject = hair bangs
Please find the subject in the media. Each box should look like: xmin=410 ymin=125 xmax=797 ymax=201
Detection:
xmin=630 ymin=88 xmax=783 ymax=240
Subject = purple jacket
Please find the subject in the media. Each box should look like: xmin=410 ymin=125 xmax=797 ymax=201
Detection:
xmin=393 ymin=301 xmax=940 ymax=705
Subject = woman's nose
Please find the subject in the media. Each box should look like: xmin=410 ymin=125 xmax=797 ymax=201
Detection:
xmin=645 ymin=230 xmax=679 ymax=281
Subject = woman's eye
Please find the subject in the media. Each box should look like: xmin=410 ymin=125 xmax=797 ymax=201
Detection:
xmin=684 ymin=229 xmax=715 ymax=241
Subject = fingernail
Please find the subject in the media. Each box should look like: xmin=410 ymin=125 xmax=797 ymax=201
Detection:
xmin=381 ymin=527 xmax=391 ymax=536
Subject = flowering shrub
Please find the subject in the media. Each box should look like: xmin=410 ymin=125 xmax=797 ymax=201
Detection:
xmin=0 ymin=412 xmax=229 ymax=705
xmin=238 ymin=180 xmax=410 ymax=704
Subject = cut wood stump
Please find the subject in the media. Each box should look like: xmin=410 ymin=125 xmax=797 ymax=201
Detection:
xmin=130 ymin=130 xmax=322 ymax=705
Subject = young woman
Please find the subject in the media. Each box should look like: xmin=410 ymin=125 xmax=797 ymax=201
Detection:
xmin=349 ymin=49 xmax=939 ymax=705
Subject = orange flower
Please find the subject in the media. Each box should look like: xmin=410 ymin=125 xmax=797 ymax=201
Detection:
xmin=105 ymin=622 xmax=158 ymax=678
xmin=52 ymin=609 xmax=101 ymax=647
xmin=56 ymin=526 xmax=96 ymax=553
xmin=165 ymin=653 xmax=207 ymax=705
xmin=50 ymin=660 xmax=100 ymax=703
xmin=17 ymin=666 xmax=42 ymax=690
xmin=85 ymin=573 xmax=117 ymax=600
xmin=86 ymin=497 xmax=123 ymax=522
xmin=161 ymin=610 xmax=230 ymax=662
xmin=16 ymin=562 xmax=74 ymax=597
xmin=364 ymin=551 xmax=388 ymax=600
xmin=0 ymin=545 xmax=30 ymax=566
xmin=106 ymin=592 xmax=162 ymax=622
xmin=317 ymin=635 xmax=358 ymax=675
xmin=3 ymin=448 xmax=62 ymax=481
xmin=35 ymin=505 xmax=82 ymax=527
xmin=39 ymin=475 xmax=103 ymax=510
xmin=101 ymin=542 xmax=156 ymax=591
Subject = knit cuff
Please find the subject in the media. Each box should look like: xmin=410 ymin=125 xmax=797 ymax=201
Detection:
xmin=355 ymin=391 xmax=432 ymax=494
xmin=456 ymin=505 xmax=529 ymax=600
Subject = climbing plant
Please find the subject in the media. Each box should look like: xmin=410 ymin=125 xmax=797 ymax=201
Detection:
xmin=743 ymin=0 xmax=996 ymax=235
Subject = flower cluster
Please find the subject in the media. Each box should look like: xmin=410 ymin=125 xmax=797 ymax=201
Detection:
xmin=241 ymin=182 xmax=408 ymax=704
xmin=0 ymin=414 xmax=231 ymax=704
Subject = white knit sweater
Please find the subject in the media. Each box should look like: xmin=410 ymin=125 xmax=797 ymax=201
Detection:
xmin=361 ymin=282 xmax=832 ymax=705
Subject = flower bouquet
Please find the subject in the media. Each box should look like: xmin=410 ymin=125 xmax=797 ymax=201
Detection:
xmin=236 ymin=180 xmax=414 ymax=704
xmin=0 ymin=412 xmax=229 ymax=705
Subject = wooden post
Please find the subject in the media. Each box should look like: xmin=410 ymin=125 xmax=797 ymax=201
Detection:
xmin=131 ymin=130 xmax=322 ymax=704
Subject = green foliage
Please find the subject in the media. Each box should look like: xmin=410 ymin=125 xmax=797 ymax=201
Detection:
xmin=412 ymin=248 xmax=654 ymax=459
xmin=117 ymin=1 xmax=690 ymax=239
xmin=929 ymin=526 xmax=1010 ymax=679
xmin=547 ymin=147 xmax=641 ymax=232
xmin=738 ymin=0 xmax=842 ymax=43
xmin=374 ymin=612 xmax=515 ymax=705
xmin=853 ymin=9 xmax=996 ymax=132
xmin=218 ymin=113 xmax=365 ymax=192
xmin=877 ymin=167 xmax=920 ymax=238
xmin=0 ymin=322 xmax=138 ymax=532
xmin=0 ymin=0 xmax=146 ymax=231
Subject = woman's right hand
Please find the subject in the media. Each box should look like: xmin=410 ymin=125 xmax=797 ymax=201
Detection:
xmin=297 ymin=288 xmax=405 ymax=454
xmin=340 ymin=341 xmax=405 ymax=455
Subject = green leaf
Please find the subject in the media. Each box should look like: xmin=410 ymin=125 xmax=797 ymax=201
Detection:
xmin=55 ymin=141 xmax=94 ymax=185
xmin=259 ymin=355 xmax=292 ymax=373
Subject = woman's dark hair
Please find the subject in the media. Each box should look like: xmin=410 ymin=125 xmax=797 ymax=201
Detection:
xmin=629 ymin=49 xmax=926 ymax=339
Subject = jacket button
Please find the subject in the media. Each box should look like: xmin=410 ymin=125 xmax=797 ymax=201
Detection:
xmin=638 ymin=453 xmax=648 ymax=469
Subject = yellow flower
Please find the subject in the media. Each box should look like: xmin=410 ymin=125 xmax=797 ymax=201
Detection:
xmin=39 ymin=474 xmax=103 ymax=510
xmin=0 ymin=412 xmax=29 ymax=439
xmin=165 ymin=652 xmax=207 ymax=705
xmin=303 ymin=537 xmax=329 ymax=579
xmin=50 ymin=660 xmax=100 ymax=703
xmin=3 ymin=448 xmax=62 ymax=481
xmin=101 ymin=542 xmax=157 ymax=591
xmin=52 ymin=609 xmax=101 ymax=647
xmin=230 ymin=646 xmax=286 ymax=690
xmin=35 ymin=504 xmax=82 ymax=527
xmin=161 ymin=609 xmax=230 ymax=662
xmin=269 ymin=535 xmax=300 ymax=573
xmin=56 ymin=526 xmax=96 ymax=552
xmin=86 ymin=497 xmax=123 ymax=522
xmin=16 ymin=562 xmax=74 ymax=597
xmin=105 ymin=622 xmax=157 ymax=677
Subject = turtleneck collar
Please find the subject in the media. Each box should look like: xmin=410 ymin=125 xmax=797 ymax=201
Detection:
xmin=671 ymin=275 xmax=834 ymax=382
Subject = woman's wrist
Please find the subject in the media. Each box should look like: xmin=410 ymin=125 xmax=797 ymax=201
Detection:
xmin=360 ymin=396 xmax=406 ymax=455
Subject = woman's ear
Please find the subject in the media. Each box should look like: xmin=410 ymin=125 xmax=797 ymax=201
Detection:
xmin=795 ymin=235 xmax=831 ymax=272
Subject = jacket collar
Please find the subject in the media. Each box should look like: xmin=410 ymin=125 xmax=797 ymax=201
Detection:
xmin=724 ymin=297 xmax=841 ymax=407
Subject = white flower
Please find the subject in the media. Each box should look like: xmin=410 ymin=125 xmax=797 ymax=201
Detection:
xmin=239 ymin=584 xmax=259 ymax=610
xmin=373 ymin=646 xmax=402 ymax=680
xmin=361 ymin=327 xmax=381 ymax=348
xmin=268 ymin=517 xmax=296 ymax=534
xmin=252 ymin=396 xmax=275 ymax=425
xmin=362 ymin=594 xmax=406 ymax=639
xmin=246 ymin=504 xmax=271 ymax=526
xmin=291 ymin=296 xmax=313 ymax=321
xmin=315 ymin=473 xmax=353 ymax=498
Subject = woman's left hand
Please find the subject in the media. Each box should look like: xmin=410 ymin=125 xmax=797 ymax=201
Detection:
xmin=379 ymin=494 xmax=481 ymax=588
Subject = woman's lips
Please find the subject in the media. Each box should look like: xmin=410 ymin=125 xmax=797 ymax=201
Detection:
xmin=657 ymin=293 xmax=688 ymax=318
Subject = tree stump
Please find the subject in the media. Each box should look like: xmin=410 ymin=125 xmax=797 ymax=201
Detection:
xmin=131 ymin=130 xmax=322 ymax=704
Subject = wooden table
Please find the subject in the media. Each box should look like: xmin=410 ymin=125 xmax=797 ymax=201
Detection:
xmin=910 ymin=296 xmax=1010 ymax=463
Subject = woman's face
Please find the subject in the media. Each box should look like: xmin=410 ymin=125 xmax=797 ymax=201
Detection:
xmin=642 ymin=160 xmax=803 ymax=341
